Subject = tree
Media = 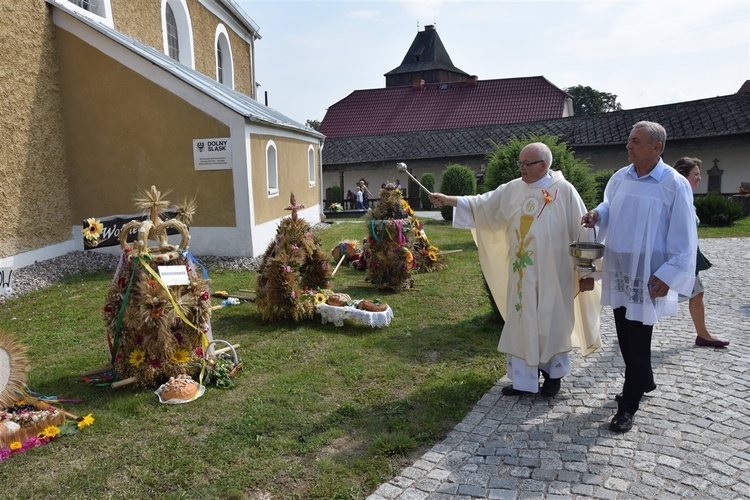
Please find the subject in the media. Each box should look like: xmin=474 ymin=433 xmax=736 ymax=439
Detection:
xmin=305 ymin=119 xmax=321 ymax=130
xmin=564 ymin=85 xmax=622 ymax=115
xmin=483 ymin=134 xmax=599 ymax=210
xmin=439 ymin=163 xmax=476 ymax=221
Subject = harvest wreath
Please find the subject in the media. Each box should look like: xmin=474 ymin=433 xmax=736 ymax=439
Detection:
xmin=0 ymin=331 xmax=94 ymax=461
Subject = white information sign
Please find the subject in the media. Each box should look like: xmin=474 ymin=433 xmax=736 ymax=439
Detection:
xmin=193 ymin=137 xmax=232 ymax=170
xmin=0 ymin=266 xmax=13 ymax=295
xmin=158 ymin=265 xmax=191 ymax=286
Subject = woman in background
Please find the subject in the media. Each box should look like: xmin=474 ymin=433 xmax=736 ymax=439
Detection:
xmin=673 ymin=157 xmax=729 ymax=347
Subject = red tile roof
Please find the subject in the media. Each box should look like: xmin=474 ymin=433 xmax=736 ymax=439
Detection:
xmin=319 ymin=76 xmax=570 ymax=138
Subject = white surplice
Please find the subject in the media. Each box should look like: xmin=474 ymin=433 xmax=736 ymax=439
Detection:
xmin=593 ymin=160 xmax=697 ymax=325
xmin=454 ymin=170 xmax=602 ymax=392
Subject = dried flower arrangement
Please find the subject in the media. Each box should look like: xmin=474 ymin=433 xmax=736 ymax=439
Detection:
xmin=100 ymin=186 xmax=211 ymax=387
xmin=0 ymin=331 xmax=95 ymax=461
xmin=361 ymin=185 xmax=417 ymax=291
xmin=255 ymin=193 xmax=332 ymax=322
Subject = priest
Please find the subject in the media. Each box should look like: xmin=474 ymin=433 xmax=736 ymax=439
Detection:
xmin=429 ymin=142 xmax=601 ymax=397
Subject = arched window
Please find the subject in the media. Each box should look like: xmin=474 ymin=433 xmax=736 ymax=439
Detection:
xmin=166 ymin=5 xmax=179 ymax=60
xmin=307 ymin=146 xmax=316 ymax=187
xmin=215 ymin=25 xmax=234 ymax=88
xmin=65 ymin=0 xmax=113 ymax=27
xmin=161 ymin=0 xmax=194 ymax=68
xmin=266 ymin=141 xmax=279 ymax=197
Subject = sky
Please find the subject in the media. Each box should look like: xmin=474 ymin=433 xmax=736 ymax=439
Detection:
xmin=236 ymin=0 xmax=750 ymax=125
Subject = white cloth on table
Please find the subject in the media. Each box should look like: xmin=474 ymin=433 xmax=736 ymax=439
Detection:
xmin=316 ymin=303 xmax=393 ymax=328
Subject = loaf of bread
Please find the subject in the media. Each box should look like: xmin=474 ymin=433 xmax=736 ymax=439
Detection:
xmin=357 ymin=300 xmax=387 ymax=312
xmin=161 ymin=375 xmax=199 ymax=401
xmin=326 ymin=293 xmax=351 ymax=307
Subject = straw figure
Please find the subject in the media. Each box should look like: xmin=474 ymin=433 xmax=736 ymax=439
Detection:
xmin=255 ymin=193 xmax=332 ymax=322
xmin=101 ymin=186 xmax=211 ymax=387
xmin=361 ymin=184 xmax=418 ymax=291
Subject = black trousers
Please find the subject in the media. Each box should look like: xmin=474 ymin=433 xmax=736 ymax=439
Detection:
xmin=613 ymin=306 xmax=654 ymax=414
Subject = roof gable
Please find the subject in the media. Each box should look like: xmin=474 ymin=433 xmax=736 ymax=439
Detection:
xmin=320 ymin=76 xmax=569 ymax=138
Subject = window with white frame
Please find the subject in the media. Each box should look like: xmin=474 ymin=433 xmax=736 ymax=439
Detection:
xmin=63 ymin=0 xmax=113 ymax=27
xmin=166 ymin=5 xmax=179 ymax=60
xmin=215 ymin=25 xmax=234 ymax=88
xmin=266 ymin=141 xmax=279 ymax=197
xmin=307 ymin=146 xmax=316 ymax=187
xmin=161 ymin=0 xmax=195 ymax=68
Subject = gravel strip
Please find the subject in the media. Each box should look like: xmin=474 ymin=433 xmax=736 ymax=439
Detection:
xmin=0 ymin=222 xmax=332 ymax=304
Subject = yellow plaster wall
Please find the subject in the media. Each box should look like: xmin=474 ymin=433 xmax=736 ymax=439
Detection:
xmin=0 ymin=1 xmax=72 ymax=259
xmin=55 ymin=29 xmax=236 ymax=227
xmin=110 ymin=0 xmax=254 ymax=96
xmin=250 ymin=135 xmax=320 ymax=224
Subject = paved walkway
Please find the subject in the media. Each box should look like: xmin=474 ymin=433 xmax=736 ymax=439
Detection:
xmin=370 ymin=237 xmax=750 ymax=499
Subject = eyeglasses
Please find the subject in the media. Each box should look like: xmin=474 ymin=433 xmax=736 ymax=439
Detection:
xmin=517 ymin=159 xmax=545 ymax=169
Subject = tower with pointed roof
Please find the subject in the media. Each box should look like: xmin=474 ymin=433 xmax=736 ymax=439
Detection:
xmin=384 ymin=25 xmax=469 ymax=87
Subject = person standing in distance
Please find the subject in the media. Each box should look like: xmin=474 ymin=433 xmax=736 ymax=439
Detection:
xmin=582 ymin=121 xmax=697 ymax=433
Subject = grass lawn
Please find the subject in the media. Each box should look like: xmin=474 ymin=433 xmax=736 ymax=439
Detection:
xmin=1 ymin=213 xmax=746 ymax=498
xmin=698 ymin=214 xmax=750 ymax=238
xmin=0 ymin=218 xmax=503 ymax=499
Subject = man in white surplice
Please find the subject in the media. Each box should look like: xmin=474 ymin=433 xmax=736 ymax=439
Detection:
xmin=582 ymin=121 xmax=697 ymax=433
xmin=429 ymin=143 xmax=601 ymax=397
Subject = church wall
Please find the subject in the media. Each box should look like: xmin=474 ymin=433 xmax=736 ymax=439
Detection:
xmin=110 ymin=0 xmax=254 ymax=96
xmin=0 ymin=1 xmax=72 ymax=260
xmin=55 ymin=29 xmax=236 ymax=228
xmin=249 ymin=134 xmax=321 ymax=224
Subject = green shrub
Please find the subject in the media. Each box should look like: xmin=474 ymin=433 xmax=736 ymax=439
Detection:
xmin=330 ymin=185 xmax=343 ymax=203
xmin=593 ymin=169 xmax=615 ymax=206
xmin=695 ymin=193 xmax=745 ymax=226
xmin=439 ymin=163 xmax=476 ymax=221
xmin=419 ymin=173 xmax=435 ymax=210
xmin=483 ymin=134 xmax=599 ymax=210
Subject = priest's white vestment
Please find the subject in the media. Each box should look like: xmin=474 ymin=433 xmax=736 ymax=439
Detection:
xmin=457 ymin=171 xmax=601 ymax=389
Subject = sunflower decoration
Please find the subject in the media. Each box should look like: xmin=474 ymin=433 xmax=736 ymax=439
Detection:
xmin=255 ymin=194 xmax=332 ymax=323
xmin=81 ymin=218 xmax=104 ymax=246
xmin=408 ymin=214 xmax=448 ymax=273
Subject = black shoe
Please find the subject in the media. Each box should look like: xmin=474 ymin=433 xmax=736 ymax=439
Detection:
xmin=502 ymin=385 xmax=530 ymax=396
xmin=540 ymin=377 xmax=561 ymax=397
xmin=610 ymin=411 xmax=634 ymax=432
xmin=615 ymin=383 xmax=657 ymax=402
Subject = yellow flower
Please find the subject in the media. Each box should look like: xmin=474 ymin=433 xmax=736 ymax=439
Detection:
xmin=40 ymin=425 xmax=60 ymax=439
xmin=403 ymin=249 xmax=413 ymax=263
xmin=77 ymin=414 xmax=95 ymax=430
xmin=315 ymin=293 xmax=326 ymax=304
xmin=9 ymin=441 xmax=22 ymax=450
xmin=171 ymin=348 xmax=190 ymax=364
xmin=429 ymin=245 xmax=439 ymax=252
xmin=428 ymin=251 xmax=437 ymax=262
xmin=128 ymin=348 xmax=146 ymax=366
xmin=82 ymin=218 xmax=104 ymax=241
